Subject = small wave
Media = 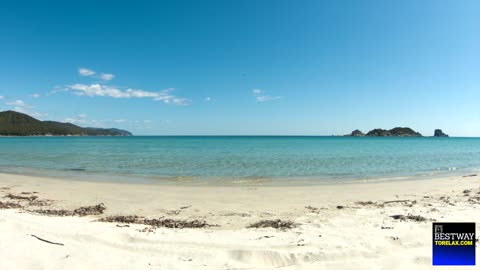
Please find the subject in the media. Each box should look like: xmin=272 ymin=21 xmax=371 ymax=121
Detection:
xmin=230 ymin=177 xmax=271 ymax=185
xmin=66 ymin=168 xmax=87 ymax=171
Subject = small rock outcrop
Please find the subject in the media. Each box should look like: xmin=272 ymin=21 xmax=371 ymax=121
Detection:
xmin=434 ymin=129 xmax=449 ymax=137
xmin=349 ymin=129 xmax=365 ymax=137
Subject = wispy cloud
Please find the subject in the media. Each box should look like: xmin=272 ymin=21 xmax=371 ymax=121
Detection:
xmin=0 ymin=96 xmax=4 ymax=100
xmin=31 ymin=93 xmax=41 ymax=98
xmin=204 ymin=97 xmax=213 ymax=102
xmin=66 ymin=84 xmax=190 ymax=105
xmin=252 ymin=89 xmax=263 ymax=95
xmin=252 ymin=89 xmax=282 ymax=102
xmin=5 ymin=100 xmax=31 ymax=107
xmin=100 ymin=73 xmax=115 ymax=81
xmin=63 ymin=114 xmax=98 ymax=126
xmin=10 ymin=106 xmax=48 ymax=119
xmin=79 ymin=67 xmax=115 ymax=81
xmin=79 ymin=68 xmax=95 ymax=76
xmin=255 ymin=96 xmax=282 ymax=102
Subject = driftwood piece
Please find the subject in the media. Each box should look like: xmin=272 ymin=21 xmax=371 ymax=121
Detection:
xmin=29 ymin=234 xmax=64 ymax=246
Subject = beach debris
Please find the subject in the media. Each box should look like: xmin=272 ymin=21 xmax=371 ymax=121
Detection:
xmin=180 ymin=205 xmax=192 ymax=210
xmin=139 ymin=226 xmax=156 ymax=233
xmin=382 ymin=200 xmax=417 ymax=207
xmin=463 ymin=189 xmax=471 ymax=196
xmin=336 ymin=205 xmax=345 ymax=209
xmin=390 ymin=214 xmax=431 ymax=222
xmin=305 ymin=205 xmax=320 ymax=213
xmin=34 ymin=203 xmax=106 ymax=217
xmin=247 ymin=219 xmax=296 ymax=230
xmin=116 ymin=224 xmax=130 ymax=228
xmin=391 ymin=236 xmax=399 ymax=241
xmin=468 ymin=196 xmax=480 ymax=204
xmin=381 ymin=226 xmax=394 ymax=229
xmin=98 ymin=215 xmax=142 ymax=224
xmin=5 ymin=193 xmax=38 ymax=202
xmin=29 ymin=234 xmax=64 ymax=246
xmin=355 ymin=201 xmax=377 ymax=206
xmin=27 ymin=199 xmax=52 ymax=207
xmin=73 ymin=203 xmax=106 ymax=216
xmin=166 ymin=209 xmax=181 ymax=215
xmin=144 ymin=218 xmax=210 ymax=229
xmin=439 ymin=196 xmax=456 ymax=206
xmin=0 ymin=201 xmax=22 ymax=209
xmin=221 ymin=212 xmax=252 ymax=217
xmin=98 ymin=215 xmax=213 ymax=229
xmin=255 ymin=235 xmax=274 ymax=240
xmin=462 ymin=174 xmax=477 ymax=178
xmin=34 ymin=209 xmax=73 ymax=216
xmin=297 ymin=239 xmax=306 ymax=246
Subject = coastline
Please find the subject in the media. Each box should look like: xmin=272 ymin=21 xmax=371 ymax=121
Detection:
xmin=1 ymin=172 xmax=479 ymax=269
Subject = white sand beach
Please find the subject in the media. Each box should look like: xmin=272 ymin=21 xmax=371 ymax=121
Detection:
xmin=0 ymin=173 xmax=479 ymax=270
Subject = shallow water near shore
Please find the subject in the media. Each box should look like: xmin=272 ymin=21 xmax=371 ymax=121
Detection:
xmin=1 ymin=136 xmax=480 ymax=185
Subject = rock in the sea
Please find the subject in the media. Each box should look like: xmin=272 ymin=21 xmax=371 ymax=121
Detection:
xmin=388 ymin=127 xmax=422 ymax=137
xmin=365 ymin=127 xmax=422 ymax=137
xmin=349 ymin=129 xmax=365 ymax=137
xmin=366 ymin=129 xmax=392 ymax=137
xmin=434 ymin=129 xmax=449 ymax=137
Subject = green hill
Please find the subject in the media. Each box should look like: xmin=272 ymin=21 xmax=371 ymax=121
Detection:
xmin=0 ymin=111 xmax=132 ymax=136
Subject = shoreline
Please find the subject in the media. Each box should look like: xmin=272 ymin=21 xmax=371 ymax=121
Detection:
xmin=0 ymin=165 xmax=477 ymax=187
xmin=1 ymin=172 xmax=479 ymax=269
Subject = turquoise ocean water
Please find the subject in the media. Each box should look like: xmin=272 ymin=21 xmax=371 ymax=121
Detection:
xmin=1 ymin=136 xmax=479 ymax=185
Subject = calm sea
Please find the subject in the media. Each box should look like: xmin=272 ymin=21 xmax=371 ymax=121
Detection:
xmin=1 ymin=136 xmax=479 ymax=185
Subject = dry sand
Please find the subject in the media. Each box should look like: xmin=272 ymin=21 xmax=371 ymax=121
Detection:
xmin=0 ymin=173 xmax=479 ymax=269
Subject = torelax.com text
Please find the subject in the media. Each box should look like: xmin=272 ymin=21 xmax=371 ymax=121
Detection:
xmin=434 ymin=233 xmax=475 ymax=246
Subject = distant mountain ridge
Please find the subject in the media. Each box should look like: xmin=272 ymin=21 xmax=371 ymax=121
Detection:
xmin=0 ymin=111 xmax=132 ymax=136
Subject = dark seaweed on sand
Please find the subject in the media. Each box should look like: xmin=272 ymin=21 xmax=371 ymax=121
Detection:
xmin=98 ymin=215 xmax=212 ymax=229
xmin=34 ymin=203 xmax=106 ymax=217
xmin=247 ymin=219 xmax=296 ymax=230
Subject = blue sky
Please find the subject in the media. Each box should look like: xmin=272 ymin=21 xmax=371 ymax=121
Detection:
xmin=0 ymin=0 xmax=479 ymax=136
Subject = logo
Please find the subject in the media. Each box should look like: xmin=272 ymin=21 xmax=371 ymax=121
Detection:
xmin=433 ymin=222 xmax=476 ymax=265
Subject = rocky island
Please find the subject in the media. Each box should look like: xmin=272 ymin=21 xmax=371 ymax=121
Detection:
xmin=346 ymin=127 xmax=422 ymax=137
xmin=434 ymin=129 xmax=449 ymax=137
xmin=346 ymin=128 xmax=451 ymax=137
xmin=0 ymin=110 xmax=132 ymax=136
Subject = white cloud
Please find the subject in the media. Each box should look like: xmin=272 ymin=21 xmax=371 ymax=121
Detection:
xmin=31 ymin=93 xmax=41 ymax=98
xmin=79 ymin=68 xmax=95 ymax=76
xmin=64 ymin=114 xmax=93 ymax=125
xmin=252 ymin=89 xmax=263 ymax=95
xmin=204 ymin=97 xmax=212 ymax=101
xmin=5 ymin=100 xmax=30 ymax=107
xmin=114 ymin=119 xmax=127 ymax=123
xmin=252 ymin=89 xmax=282 ymax=102
xmin=0 ymin=96 xmax=4 ymax=100
xmin=100 ymin=73 xmax=115 ymax=81
xmin=66 ymin=84 xmax=190 ymax=105
xmin=11 ymin=107 xmax=47 ymax=118
xmin=255 ymin=95 xmax=282 ymax=102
